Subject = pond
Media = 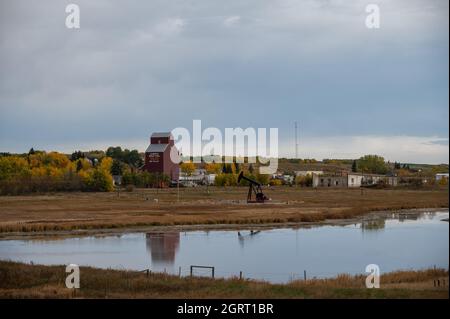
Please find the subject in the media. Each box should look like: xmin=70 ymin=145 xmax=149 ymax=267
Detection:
xmin=0 ymin=211 xmax=448 ymax=283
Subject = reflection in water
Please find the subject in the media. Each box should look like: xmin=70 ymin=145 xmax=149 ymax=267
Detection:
xmin=361 ymin=219 xmax=386 ymax=231
xmin=360 ymin=212 xmax=438 ymax=232
xmin=237 ymin=230 xmax=261 ymax=247
xmin=146 ymin=232 xmax=180 ymax=265
xmin=398 ymin=213 xmax=419 ymax=222
xmin=0 ymin=211 xmax=447 ymax=283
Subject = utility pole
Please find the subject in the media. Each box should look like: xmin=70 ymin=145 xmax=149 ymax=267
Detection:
xmin=294 ymin=121 xmax=298 ymax=159
xmin=361 ymin=168 xmax=364 ymax=196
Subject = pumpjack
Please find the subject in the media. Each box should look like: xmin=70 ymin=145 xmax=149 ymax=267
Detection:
xmin=237 ymin=171 xmax=270 ymax=203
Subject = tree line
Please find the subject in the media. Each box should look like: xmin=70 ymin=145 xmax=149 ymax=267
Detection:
xmin=0 ymin=149 xmax=113 ymax=195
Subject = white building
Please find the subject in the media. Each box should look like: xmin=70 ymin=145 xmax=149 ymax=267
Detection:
xmin=205 ymin=174 xmax=216 ymax=185
xmin=313 ymin=172 xmax=398 ymax=188
xmin=347 ymin=173 xmax=364 ymax=188
xmin=347 ymin=173 xmax=398 ymax=187
xmin=312 ymin=174 xmax=347 ymax=188
xmin=295 ymin=170 xmax=324 ymax=177
xmin=179 ymin=169 xmax=216 ymax=186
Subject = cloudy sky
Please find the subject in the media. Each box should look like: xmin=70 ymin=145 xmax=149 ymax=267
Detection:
xmin=0 ymin=0 xmax=448 ymax=163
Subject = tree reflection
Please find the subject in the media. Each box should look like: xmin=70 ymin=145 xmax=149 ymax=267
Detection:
xmin=361 ymin=219 xmax=386 ymax=231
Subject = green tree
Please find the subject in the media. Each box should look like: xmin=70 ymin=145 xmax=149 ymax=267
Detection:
xmin=85 ymin=169 xmax=113 ymax=191
xmin=70 ymin=151 xmax=84 ymax=161
xmin=351 ymin=160 xmax=357 ymax=172
xmin=106 ymin=146 xmax=123 ymax=160
xmin=140 ymin=171 xmax=152 ymax=187
xmin=256 ymin=173 xmax=269 ymax=185
xmin=110 ymin=159 xmax=125 ymax=176
xmin=225 ymin=164 xmax=233 ymax=174
xmin=126 ymin=149 xmax=143 ymax=167
xmin=121 ymin=171 xmax=133 ymax=186
xmin=76 ymin=160 xmax=83 ymax=172
xmin=155 ymin=173 xmax=170 ymax=187
xmin=295 ymin=175 xmax=313 ymax=187
xmin=106 ymin=147 xmax=143 ymax=168
xmin=357 ymin=155 xmax=388 ymax=174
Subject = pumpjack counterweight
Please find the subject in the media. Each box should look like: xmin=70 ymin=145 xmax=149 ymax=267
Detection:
xmin=237 ymin=171 xmax=270 ymax=203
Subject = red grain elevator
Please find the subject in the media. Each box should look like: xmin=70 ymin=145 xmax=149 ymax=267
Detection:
xmin=143 ymin=132 xmax=180 ymax=182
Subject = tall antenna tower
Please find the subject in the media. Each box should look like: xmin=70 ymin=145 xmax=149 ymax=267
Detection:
xmin=294 ymin=121 xmax=299 ymax=159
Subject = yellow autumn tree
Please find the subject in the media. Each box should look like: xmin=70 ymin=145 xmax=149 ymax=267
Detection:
xmin=47 ymin=152 xmax=71 ymax=169
xmin=0 ymin=151 xmax=115 ymax=194
xmin=0 ymin=156 xmax=30 ymax=180
xmin=83 ymin=157 xmax=113 ymax=192
xmin=99 ymin=157 xmax=113 ymax=173
xmin=27 ymin=152 xmax=73 ymax=178
xmin=205 ymin=163 xmax=221 ymax=174
xmin=180 ymin=162 xmax=196 ymax=176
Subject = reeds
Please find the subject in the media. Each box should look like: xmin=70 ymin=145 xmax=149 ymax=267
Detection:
xmin=0 ymin=261 xmax=447 ymax=299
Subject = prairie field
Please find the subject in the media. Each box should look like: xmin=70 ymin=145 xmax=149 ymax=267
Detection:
xmin=0 ymin=186 xmax=447 ymax=235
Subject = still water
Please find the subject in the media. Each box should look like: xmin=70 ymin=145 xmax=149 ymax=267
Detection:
xmin=0 ymin=211 xmax=448 ymax=283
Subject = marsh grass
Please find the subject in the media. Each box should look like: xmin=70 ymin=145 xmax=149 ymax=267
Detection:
xmin=0 ymin=261 xmax=447 ymax=299
xmin=0 ymin=187 xmax=447 ymax=234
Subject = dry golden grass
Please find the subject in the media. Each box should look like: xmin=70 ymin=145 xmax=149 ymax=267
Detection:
xmin=0 ymin=261 xmax=447 ymax=299
xmin=0 ymin=187 xmax=447 ymax=234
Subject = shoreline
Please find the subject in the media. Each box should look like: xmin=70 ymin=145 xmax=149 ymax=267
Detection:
xmin=0 ymin=207 xmax=447 ymax=241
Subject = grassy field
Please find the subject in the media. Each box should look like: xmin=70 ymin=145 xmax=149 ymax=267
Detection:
xmin=0 ymin=186 xmax=448 ymax=234
xmin=0 ymin=261 xmax=447 ymax=299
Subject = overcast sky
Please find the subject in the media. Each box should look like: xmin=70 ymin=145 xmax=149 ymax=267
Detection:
xmin=0 ymin=0 xmax=448 ymax=163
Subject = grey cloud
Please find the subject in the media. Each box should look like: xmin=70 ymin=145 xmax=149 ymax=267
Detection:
xmin=0 ymin=0 xmax=448 ymax=162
